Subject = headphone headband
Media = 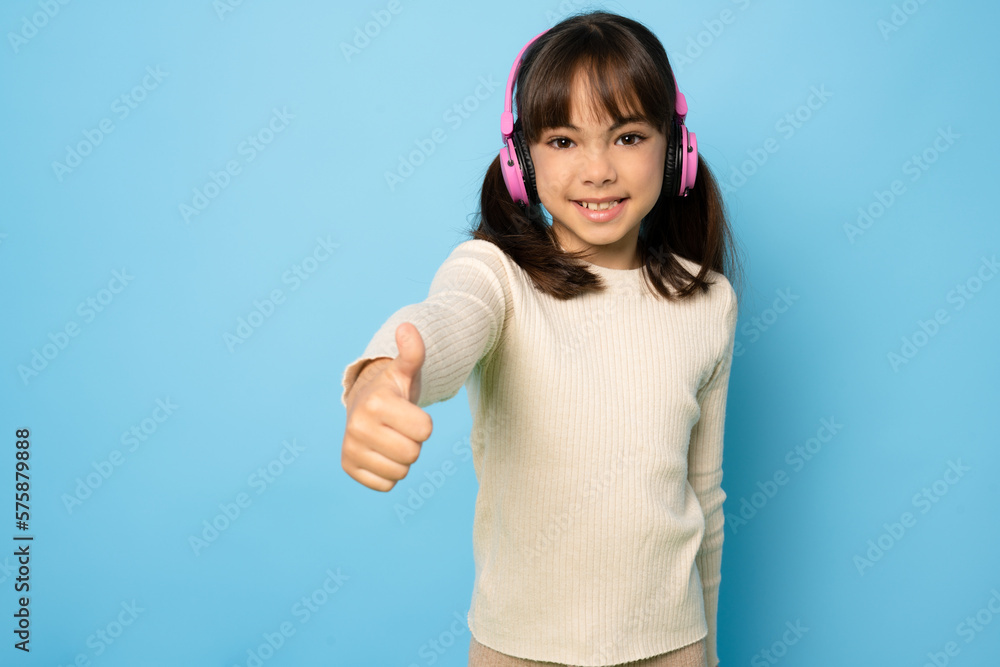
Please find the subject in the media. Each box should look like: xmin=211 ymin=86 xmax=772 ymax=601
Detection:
xmin=500 ymin=30 xmax=547 ymax=143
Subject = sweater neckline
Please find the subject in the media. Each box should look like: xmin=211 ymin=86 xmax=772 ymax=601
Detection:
xmin=581 ymin=259 xmax=643 ymax=273
xmin=578 ymin=259 xmax=648 ymax=295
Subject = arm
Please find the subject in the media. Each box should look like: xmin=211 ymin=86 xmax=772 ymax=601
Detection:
xmin=340 ymin=240 xmax=510 ymax=410
xmin=687 ymin=284 xmax=738 ymax=667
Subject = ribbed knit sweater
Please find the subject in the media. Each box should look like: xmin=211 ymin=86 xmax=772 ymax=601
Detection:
xmin=341 ymin=238 xmax=737 ymax=667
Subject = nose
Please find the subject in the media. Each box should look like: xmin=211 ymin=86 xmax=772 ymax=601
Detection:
xmin=579 ymin=147 xmax=616 ymax=187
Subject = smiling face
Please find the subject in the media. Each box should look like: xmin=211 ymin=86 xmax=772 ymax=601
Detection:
xmin=529 ymin=67 xmax=668 ymax=270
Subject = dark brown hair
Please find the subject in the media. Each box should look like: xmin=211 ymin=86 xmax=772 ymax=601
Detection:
xmin=467 ymin=10 xmax=746 ymax=303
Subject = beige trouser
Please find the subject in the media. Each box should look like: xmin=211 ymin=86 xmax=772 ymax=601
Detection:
xmin=468 ymin=635 xmax=708 ymax=667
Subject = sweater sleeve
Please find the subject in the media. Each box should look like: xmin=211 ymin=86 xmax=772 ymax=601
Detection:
xmin=687 ymin=281 xmax=738 ymax=667
xmin=340 ymin=240 xmax=509 ymax=409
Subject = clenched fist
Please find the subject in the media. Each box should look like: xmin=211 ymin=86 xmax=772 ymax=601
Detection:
xmin=341 ymin=322 xmax=433 ymax=492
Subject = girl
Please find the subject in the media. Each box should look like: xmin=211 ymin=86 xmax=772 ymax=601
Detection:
xmin=341 ymin=11 xmax=745 ymax=667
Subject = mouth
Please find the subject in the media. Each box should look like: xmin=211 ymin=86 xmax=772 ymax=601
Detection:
xmin=572 ymin=197 xmax=627 ymax=211
xmin=572 ymin=197 xmax=628 ymax=222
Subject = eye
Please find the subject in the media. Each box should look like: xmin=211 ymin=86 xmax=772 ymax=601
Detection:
xmin=547 ymin=137 xmax=574 ymax=149
xmin=617 ymin=132 xmax=646 ymax=147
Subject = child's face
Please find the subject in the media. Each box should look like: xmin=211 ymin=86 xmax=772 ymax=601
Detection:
xmin=529 ymin=69 xmax=667 ymax=270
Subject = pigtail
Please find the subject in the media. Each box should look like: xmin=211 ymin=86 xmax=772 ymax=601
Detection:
xmin=471 ymin=155 xmax=606 ymax=300
xmin=639 ymin=155 xmax=746 ymax=302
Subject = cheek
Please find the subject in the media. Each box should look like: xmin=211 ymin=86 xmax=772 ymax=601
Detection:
xmin=532 ymin=155 xmax=567 ymax=196
xmin=644 ymin=147 xmax=666 ymax=174
xmin=634 ymin=155 xmax=665 ymax=194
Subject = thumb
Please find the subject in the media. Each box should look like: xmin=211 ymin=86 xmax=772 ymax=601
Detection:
xmin=391 ymin=322 xmax=425 ymax=385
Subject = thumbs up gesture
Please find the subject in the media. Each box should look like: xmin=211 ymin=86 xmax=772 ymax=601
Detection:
xmin=341 ymin=322 xmax=434 ymax=492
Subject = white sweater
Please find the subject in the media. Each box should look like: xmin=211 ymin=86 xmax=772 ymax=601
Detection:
xmin=342 ymin=239 xmax=737 ymax=667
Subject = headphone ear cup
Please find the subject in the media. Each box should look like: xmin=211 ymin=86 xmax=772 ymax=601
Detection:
xmin=512 ymin=120 xmax=539 ymax=207
xmin=664 ymin=118 xmax=698 ymax=197
xmin=663 ymin=118 xmax=681 ymax=197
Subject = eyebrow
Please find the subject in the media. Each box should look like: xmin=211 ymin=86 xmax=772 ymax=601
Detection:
xmin=551 ymin=115 xmax=650 ymax=133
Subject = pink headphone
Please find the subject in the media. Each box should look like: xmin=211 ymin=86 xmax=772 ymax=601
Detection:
xmin=499 ymin=29 xmax=698 ymax=208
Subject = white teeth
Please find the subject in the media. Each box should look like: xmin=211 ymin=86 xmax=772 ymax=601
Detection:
xmin=579 ymin=199 xmax=619 ymax=211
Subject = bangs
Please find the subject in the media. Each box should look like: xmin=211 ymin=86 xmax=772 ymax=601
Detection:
xmin=517 ymin=23 xmax=674 ymax=144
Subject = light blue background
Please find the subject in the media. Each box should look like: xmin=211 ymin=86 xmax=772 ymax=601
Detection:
xmin=1 ymin=0 xmax=998 ymax=665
